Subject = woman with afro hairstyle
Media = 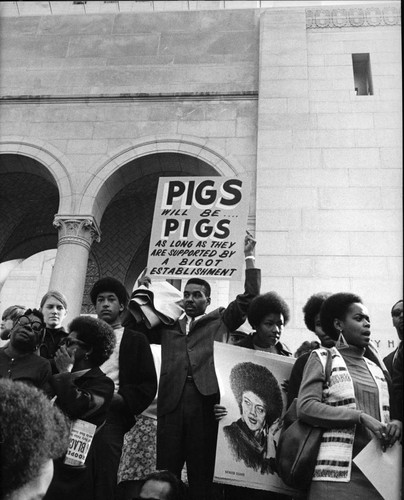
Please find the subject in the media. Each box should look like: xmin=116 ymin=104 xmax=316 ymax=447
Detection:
xmin=233 ymin=292 xmax=292 ymax=357
xmin=223 ymin=362 xmax=283 ymax=475
xmin=286 ymin=292 xmax=332 ymax=407
xmin=44 ymin=315 xmax=117 ymax=500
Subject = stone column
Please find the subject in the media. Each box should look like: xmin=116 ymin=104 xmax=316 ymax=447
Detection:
xmin=49 ymin=215 xmax=101 ymax=324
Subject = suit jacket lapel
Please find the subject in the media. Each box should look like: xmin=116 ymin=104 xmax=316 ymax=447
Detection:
xmin=179 ymin=316 xmax=187 ymax=335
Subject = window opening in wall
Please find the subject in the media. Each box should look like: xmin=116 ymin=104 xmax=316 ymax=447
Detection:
xmin=352 ymin=53 xmax=373 ymax=96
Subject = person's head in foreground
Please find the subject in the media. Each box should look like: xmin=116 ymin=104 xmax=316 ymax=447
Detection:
xmin=90 ymin=277 xmax=129 ymax=326
xmin=230 ymin=362 xmax=283 ymax=436
xmin=137 ymin=470 xmax=184 ymax=500
xmin=302 ymin=292 xmax=334 ymax=348
xmin=247 ymin=292 xmax=290 ymax=349
xmin=320 ymin=292 xmax=370 ymax=348
xmin=0 ymin=379 xmax=69 ymax=500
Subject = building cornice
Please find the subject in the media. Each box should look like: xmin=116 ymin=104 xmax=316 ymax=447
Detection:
xmin=0 ymin=91 xmax=258 ymax=105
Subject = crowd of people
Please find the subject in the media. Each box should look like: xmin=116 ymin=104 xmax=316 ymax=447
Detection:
xmin=0 ymin=233 xmax=402 ymax=500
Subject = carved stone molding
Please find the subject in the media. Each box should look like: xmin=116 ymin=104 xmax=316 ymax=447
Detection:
xmin=53 ymin=215 xmax=101 ymax=250
xmin=306 ymin=5 xmax=401 ymax=29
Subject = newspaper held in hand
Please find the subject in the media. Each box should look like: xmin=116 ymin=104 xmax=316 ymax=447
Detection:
xmin=64 ymin=419 xmax=97 ymax=467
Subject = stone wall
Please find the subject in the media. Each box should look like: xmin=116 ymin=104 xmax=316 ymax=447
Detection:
xmin=0 ymin=2 xmax=401 ymax=355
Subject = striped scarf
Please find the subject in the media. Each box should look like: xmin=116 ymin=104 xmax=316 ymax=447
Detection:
xmin=312 ymin=347 xmax=390 ymax=482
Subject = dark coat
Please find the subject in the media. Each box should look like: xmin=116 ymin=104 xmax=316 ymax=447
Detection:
xmin=50 ymin=366 xmax=114 ymax=427
xmin=223 ymin=419 xmax=277 ymax=475
xmin=116 ymin=327 xmax=157 ymax=430
xmin=233 ymin=333 xmax=292 ymax=357
xmin=150 ymin=268 xmax=261 ymax=418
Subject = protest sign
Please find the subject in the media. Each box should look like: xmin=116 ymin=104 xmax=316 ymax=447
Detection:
xmin=147 ymin=177 xmax=250 ymax=280
xmin=213 ymin=342 xmax=296 ymax=494
xmin=64 ymin=419 xmax=97 ymax=467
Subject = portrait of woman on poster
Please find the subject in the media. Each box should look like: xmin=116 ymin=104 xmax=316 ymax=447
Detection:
xmin=217 ymin=362 xmax=283 ymax=475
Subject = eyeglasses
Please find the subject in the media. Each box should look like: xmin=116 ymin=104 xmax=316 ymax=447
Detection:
xmin=59 ymin=337 xmax=88 ymax=349
xmin=17 ymin=316 xmax=44 ymax=333
xmin=392 ymin=309 xmax=403 ymax=317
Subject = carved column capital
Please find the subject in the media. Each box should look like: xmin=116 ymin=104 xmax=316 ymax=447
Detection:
xmin=53 ymin=215 xmax=101 ymax=250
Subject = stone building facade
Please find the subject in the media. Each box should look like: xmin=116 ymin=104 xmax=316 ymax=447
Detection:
xmin=0 ymin=1 xmax=401 ymax=354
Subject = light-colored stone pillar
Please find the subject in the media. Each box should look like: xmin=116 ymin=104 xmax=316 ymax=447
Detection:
xmin=49 ymin=215 xmax=101 ymax=324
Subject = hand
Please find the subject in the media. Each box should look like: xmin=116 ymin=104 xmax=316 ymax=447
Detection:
xmin=244 ymin=230 xmax=256 ymax=257
xmin=138 ymin=268 xmax=151 ymax=288
xmin=385 ymin=419 xmax=402 ymax=447
xmin=268 ymin=417 xmax=282 ymax=436
xmin=360 ymin=413 xmax=399 ymax=452
xmin=214 ymin=404 xmax=228 ymax=421
xmin=54 ymin=345 xmax=75 ymax=373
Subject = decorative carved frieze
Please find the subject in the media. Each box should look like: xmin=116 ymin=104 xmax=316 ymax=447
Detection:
xmin=306 ymin=5 xmax=401 ymax=29
xmin=53 ymin=215 xmax=101 ymax=250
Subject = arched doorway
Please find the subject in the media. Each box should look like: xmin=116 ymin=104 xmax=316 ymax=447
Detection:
xmin=82 ymin=152 xmax=220 ymax=312
xmin=0 ymin=153 xmax=62 ymax=312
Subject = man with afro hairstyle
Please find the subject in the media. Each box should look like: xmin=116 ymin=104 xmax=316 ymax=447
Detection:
xmin=89 ymin=277 xmax=157 ymax=500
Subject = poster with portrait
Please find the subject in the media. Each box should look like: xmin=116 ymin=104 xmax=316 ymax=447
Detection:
xmin=147 ymin=176 xmax=250 ymax=281
xmin=213 ymin=342 xmax=296 ymax=494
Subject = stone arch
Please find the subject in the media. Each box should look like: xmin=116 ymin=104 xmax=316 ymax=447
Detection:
xmin=79 ymin=135 xmax=247 ymax=225
xmin=0 ymin=137 xmax=75 ymax=214
xmin=0 ymin=138 xmax=75 ymax=263
xmin=79 ymin=136 xmax=246 ymax=300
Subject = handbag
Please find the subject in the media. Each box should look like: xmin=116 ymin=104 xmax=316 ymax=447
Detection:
xmin=276 ymin=349 xmax=333 ymax=490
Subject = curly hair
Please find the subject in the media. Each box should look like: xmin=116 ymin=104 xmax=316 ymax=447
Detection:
xmin=0 ymin=379 xmax=70 ymax=498
xmin=302 ymin=292 xmax=331 ymax=332
xmin=90 ymin=277 xmax=129 ymax=307
xmin=247 ymin=292 xmax=290 ymax=328
xmin=68 ymin=316 xmax=116 ymax=366
xmin=320 ymin=292 xmax=363 ymax=340
xmin=23 ymin=308 xmax=45 ymax=325
xmin=229 ymin=362 xmax=283 ymax=427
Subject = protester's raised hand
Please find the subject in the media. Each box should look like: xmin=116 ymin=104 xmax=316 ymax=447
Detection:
xmin=138 ymin=268 xmax=151 ymax=288
xmin=244 ymin=230 xmax=256 ymax=257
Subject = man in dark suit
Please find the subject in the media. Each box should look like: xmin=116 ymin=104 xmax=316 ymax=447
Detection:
xmin=383 ymin=299 xmax=403 ymax=376
xmin=147 ymin=234 xmax=260 ymax=500
xmin=90 ymin=277 xmax=157 ymax=500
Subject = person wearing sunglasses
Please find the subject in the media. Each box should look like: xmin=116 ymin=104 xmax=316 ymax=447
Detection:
xmin=0 ymin=308 xmax=52 ymax=391
xmin=44 ymin=315 xmax=116 ymax=500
